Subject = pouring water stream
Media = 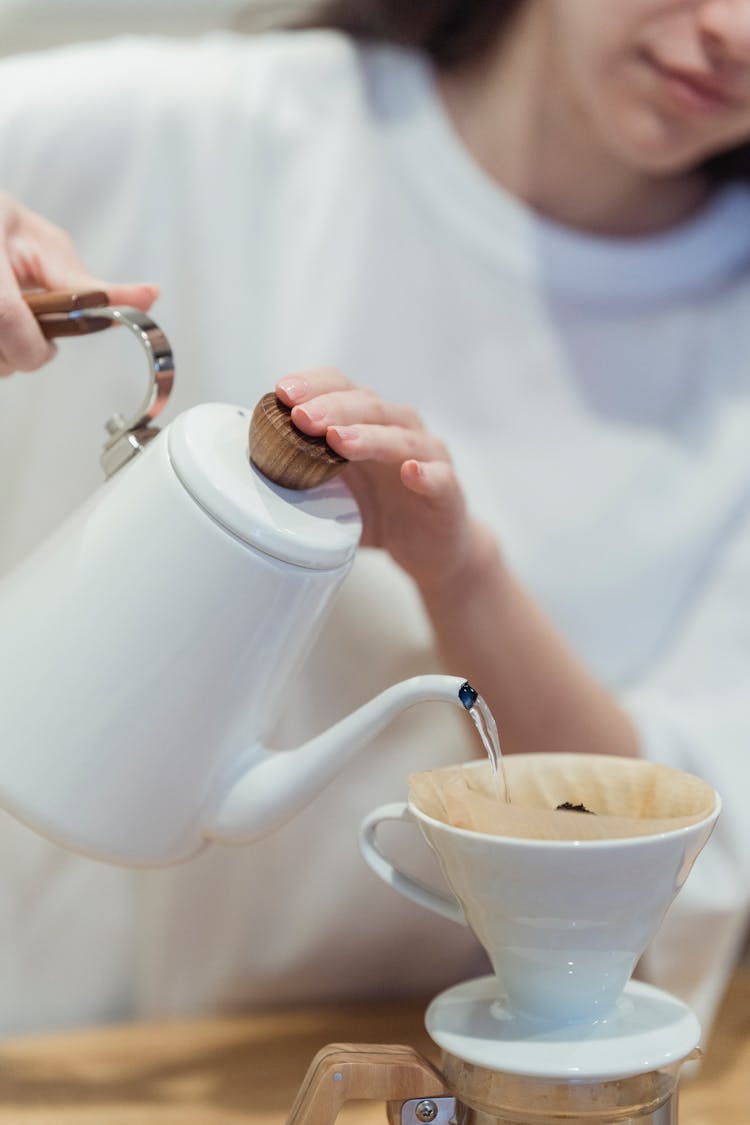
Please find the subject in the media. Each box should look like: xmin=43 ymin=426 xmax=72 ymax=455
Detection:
xmin=460 ymin=682 xmax=511 ymax=803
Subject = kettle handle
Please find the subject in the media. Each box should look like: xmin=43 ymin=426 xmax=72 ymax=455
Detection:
xmin=24 ymin=288 xmax=113 ymax=336
xmin=25 ymin=288 xmax=175 ymax=478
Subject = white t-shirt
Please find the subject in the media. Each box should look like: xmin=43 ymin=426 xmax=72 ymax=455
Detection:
xmin=0 ymin=31 xmax=748 ymax=1036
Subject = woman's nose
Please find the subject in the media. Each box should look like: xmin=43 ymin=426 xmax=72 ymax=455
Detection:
xmin=699 ymin=0 xmax=750 ymax=62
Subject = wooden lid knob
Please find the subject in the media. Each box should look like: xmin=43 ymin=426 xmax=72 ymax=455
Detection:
xmin=249 ymin=392 xmax=347 ymax=490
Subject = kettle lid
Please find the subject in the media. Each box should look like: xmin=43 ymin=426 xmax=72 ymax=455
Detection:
xmin=168 ymin=403 xmax=362 ymax=570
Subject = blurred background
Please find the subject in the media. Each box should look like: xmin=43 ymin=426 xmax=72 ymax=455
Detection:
xmin=0 ymin=0 xmax=310 ymax=55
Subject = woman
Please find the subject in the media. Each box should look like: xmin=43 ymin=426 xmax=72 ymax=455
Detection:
xmin=0 ymin=0 xmax=748 ymax=1037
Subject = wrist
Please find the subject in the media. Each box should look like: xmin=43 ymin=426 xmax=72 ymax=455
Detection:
xmin=418 ymin=519 xmax=506 ymax=606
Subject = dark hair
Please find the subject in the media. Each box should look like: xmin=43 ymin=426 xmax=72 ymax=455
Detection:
xmin=294 ymin=0 xmax=523 ymax=68
xmin=240 ymin=0 xmax=750 ymax=183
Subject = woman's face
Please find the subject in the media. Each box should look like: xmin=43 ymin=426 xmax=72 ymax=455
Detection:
xmin=541 ymin=0 xmax=750 ymax=172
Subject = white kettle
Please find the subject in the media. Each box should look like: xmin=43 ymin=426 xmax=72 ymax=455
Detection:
xmin=0 ymin=293 xmax=475 ymax=867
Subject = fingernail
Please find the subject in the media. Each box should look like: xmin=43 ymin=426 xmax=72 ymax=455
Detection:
xmin=277 ymin=376 xmax=309 ymax=403
xmin=328 ymin=425 xmax=358 ymax=442
xmin=295 ymin=403 xmax=325 ymax=424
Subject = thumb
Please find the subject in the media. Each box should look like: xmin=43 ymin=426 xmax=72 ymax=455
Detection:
xmin=37 ymin=251 xmax=160 ymax=312
xmin=66 ymin=275 xmax=160 ymax=313
xmin=95 ymin=280 xmax=160 ymax=312
xmin=23 ymin=224 xmax=161 ymax=313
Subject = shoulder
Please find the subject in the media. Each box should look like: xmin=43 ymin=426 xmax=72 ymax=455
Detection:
xmin=0 ymin=31 xmax=372 ymax=132
xmin=0 ymin=31 xmax=386 ymax=202
xmin=0 ymin=30 xmax=405 ymax=195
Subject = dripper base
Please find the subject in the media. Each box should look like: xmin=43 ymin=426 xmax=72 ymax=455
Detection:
xmin=425 ymin=976 xmax=700 ymax=1082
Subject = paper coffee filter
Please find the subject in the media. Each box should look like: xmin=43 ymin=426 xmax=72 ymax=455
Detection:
xmin=409 ymin=754 xmax=716 ymax=841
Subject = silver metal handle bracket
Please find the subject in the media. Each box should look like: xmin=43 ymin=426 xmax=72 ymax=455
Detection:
xmin=69 ymin=305 xmax=175 ymax=478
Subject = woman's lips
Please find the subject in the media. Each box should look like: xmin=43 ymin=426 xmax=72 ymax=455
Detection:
xmin=644 ymin=51 xmax=739 ymax=114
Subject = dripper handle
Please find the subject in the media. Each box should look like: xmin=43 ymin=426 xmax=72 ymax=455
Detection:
xmin=287 ymin=1043 xmax=451 ymax=1125
xmin=359 ymin=803 xmax=466 ymax=925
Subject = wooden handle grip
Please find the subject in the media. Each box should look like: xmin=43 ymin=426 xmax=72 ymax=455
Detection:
xmin=286 ymin=1044 xmax=450 ymax=1125
xmin=24 ymin=288 xmax=112 ymax=338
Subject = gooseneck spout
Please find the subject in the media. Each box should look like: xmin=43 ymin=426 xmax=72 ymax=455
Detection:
xmin=203 ymin=676 xmax=475 ymax=845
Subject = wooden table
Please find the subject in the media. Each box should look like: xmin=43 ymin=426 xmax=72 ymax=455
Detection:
xmin=0 ymin=969 xmax=746 ymax=1124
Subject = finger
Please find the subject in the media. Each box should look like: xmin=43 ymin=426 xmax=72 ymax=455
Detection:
xmin=11 ymin=209 xmax=159 ymax=313
xmin=401 ymin=460 xmax=467 ymax=528
xmin=326 ymin=422 xmax=447 ymax=465
xmin=401 ymin=458 xmax=460 ymax=500
xmin=291 ymin=389 xmax=420 ymax=437
xmin=31 ymin=262 xmax=160 ymax=315
xmin=275 ymin=367 xmax=352 ymax=407
xmin=89 ymin=280 xmax=160 ymax=312
xmin=0 ymin=259 xmax=56 ymax=374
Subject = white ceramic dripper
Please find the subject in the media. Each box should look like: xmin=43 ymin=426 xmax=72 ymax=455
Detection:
xmin=290 ymin=753 xmax=719 ymax=1125
xmin=360 ymin=755 xmax=720 ymax=1025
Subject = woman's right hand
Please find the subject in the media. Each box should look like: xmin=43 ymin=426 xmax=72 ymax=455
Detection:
xmin=0 ymin=192 xmax=159 ymax=376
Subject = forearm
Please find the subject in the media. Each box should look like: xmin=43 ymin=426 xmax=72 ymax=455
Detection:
xmin=419 ymin=521 xmax=640 ymax=758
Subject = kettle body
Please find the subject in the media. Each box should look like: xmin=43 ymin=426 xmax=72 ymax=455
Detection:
xmin=1 ymin=300 xmax=477 ymax=868
xmin=0 ymin=401 xmax=475 ymax=866
xmin=0 ymin=403 xmax=361 ymax=864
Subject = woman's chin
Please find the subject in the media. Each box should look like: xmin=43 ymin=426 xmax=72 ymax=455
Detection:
xmin=609 ymin=108 xmax=733 ymax=177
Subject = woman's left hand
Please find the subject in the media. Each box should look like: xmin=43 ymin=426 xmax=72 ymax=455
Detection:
xmin=275 ymin=368 xmax=485 ymax=593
